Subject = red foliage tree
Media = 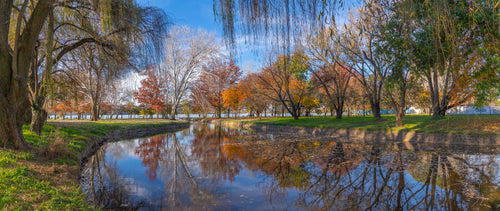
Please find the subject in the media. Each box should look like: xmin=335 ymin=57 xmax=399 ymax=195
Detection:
xmin=133 ymin=72 xmax=167 ymax=118
xmin=197 ymin=59 xmax=242 ymax=118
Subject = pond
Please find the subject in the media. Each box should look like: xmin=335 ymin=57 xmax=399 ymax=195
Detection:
xmin=81 ymin=124 xmax=500 ymax=210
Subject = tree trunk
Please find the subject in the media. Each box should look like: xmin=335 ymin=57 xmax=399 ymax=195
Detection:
xmin=91 ymin=102 xmax=100 ymax=121
xmin=371 ymin=100 xmax=382 ymax=119
xmin=431 ymin=95 xmax=441 ymax=118
xmin=394 ymin=105 xmax=404 ymax=127
xmin=0 ymin=0 xmax=53 ymax=149
xmin=30 ymin=108 xmax=47 ymax=135
xmin=335 ymin=107 xmax=343 ymax=119
xmin=170 ymin=104 xmax=177 ymax=120
xmin=0 ymin=96 xmax=29 ymax=149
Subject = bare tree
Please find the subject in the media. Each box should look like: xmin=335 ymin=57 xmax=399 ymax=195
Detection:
xmin=306 ymin=28 xmax=353 ymax=119
xmin=63 ymin=44 xmax=125 ymax=121
xmin=160 ymin=26 xmax=219 ymax=120
xmin=337 ymin=1 xmax=392 ymax=119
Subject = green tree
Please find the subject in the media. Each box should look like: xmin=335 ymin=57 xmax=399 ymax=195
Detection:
xmin=409 ymin=0 xmax=496 ymax=117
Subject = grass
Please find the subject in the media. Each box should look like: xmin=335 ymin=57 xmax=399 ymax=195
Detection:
xmin=242 ymin=114 xmax=500 ymax=135
xmin=1 ymin=119 xmax=187 ymax=210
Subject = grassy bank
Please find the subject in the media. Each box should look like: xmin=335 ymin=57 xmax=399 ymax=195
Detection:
xmin=240 ymin=114 xmax=500 ymax=135
xmin=1 ymin=119 xmax=187 ymax=210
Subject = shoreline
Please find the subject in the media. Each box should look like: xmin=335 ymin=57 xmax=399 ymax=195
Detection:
xmin=203 ymin=119 xmax=500 ymax=146
xmin=1 ymin=120 xmax=190 ymax=209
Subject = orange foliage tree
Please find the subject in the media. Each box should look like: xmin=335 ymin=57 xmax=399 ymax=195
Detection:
xmin=237 ymin=73 xmax=269 ymax=117
xmin=222 ymin=84 xmax=245 ymax=118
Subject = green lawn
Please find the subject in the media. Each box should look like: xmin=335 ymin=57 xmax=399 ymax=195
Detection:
xmin=1 ymin=119 xmax=187 ymax=210
xmin=243 ymin=114 xmax=500 ymax=135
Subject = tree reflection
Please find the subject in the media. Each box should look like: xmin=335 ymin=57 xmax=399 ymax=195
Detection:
xmin=83 ymin=131 xmax=224 ymax=209
xmin=190 ymin=124 xmax=241 ymax=183
xmin=222 ymin=138 xmax=500 ymax=210
xmin=82 ymin=145 xmax=146 ymax=209
xmin=135 ymin=135 xmax=169 ymax=181
xmin=155 ymin=134 xmax=220 ymax=210
xmin=83 ymin=124 xmax=500 ymax=210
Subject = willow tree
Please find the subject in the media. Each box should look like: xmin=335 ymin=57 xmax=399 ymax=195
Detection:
xmin=378 ymin=0 xmax=415 ymax=127
xmin=0 ymin=0 xmax=167 ymax=148
xmin=0 ymin=0 xmax=53 ymax=149
xmin=408 ymin=0 xmax=498 ymax=117
xmin=213 ymin=0 xmax=344 ymax=50
xmin=28 ymin=0 xmax=167 ymax=133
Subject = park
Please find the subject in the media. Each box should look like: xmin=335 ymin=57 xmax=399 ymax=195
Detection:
xmin=0 ymin=0 xmax=499 ymax=209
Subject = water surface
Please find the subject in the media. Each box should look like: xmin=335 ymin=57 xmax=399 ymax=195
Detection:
xmin=81 ymin=124 xmax=500 ymax=210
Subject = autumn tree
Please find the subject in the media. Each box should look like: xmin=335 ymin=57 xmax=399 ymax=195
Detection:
xmin=300 ymin=94 xmax=319 ymax=117
xmin=134 ymin=71 xmax=167 ymax=118
xmin=237 ymin=73 xmax=269 ymax=117
xmin=222 ymin=84 xmax=245 ymax=118
xmin=258 ymin=50 xmax=310 ymax=120
xmin=306 ymin=26 xmax=357 ymax=119
xmin=197 ymin=59 xmax=242 ymax=118
xmin=312 ymin=64 xmax=353 ymax=119
xmin=191 ymin=81 xmax=215 ymax=118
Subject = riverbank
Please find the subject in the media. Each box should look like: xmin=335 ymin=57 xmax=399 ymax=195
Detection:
xmin=1 ymin=119 xmax=189 ymax=210
xmin=203 ymin=114 xmax=500 ymax=145
xmin=244 ymin=115 xmax=499 ymax=135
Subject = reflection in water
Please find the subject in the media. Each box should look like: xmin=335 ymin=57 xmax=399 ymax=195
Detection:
xmin=82 ymin=124 xmax=500 ymax=210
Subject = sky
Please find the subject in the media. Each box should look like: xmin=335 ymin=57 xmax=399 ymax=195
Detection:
xmin=138 ymin=0 xmax=361 ymax=74
xmin=140 ymin=0 xmax=261 ymax=73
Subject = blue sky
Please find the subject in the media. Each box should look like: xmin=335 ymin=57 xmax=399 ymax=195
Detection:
xmin=140 ymin=0 xmax=261 ymax=73
xmin=139 ymin=0 xmax=361 ymax=74
xmin=144 ymin=0 xmax=220 ymax=33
